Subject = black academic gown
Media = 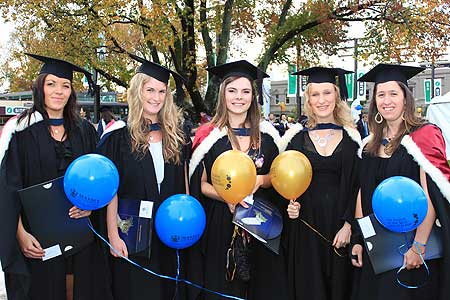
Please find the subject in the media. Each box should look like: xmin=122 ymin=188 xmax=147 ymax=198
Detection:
xmin=190 ymin=131 xmax=288 ymax=300
xmin=97 ymin=126 xmax=189 ymax=300
xmin=285 ymin=129 xmax=360 ymax=300
xmin=0 ymin=118 xmax=112 ymax=300
xmin=351 ymin=131 xmax=450 ymax=300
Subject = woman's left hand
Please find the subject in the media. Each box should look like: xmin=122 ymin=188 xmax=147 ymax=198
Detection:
xmin=69 ymin=206 xmax=91 ymax=219
xmin=332 ymin=222 xmax=351 ymax=249
xmin=252 ymin=175 xmax=265 ymax=194
xmin=404 ymin=247 xmax=425 ymax=270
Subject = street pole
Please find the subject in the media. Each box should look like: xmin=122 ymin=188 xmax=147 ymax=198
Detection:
xmin=92 ymin=69 xmax=101 ymax=123
xmin=296 ymin=43 xmax=301 ymax=119
xmin=353 ymin=39 xmax=358 ymax=100
xmin=431 ymin=64 xmax=435 ymax=99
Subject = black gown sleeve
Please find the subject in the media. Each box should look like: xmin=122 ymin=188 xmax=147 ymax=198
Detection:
xmin=0 ymin=134 xmax=28 ymax=275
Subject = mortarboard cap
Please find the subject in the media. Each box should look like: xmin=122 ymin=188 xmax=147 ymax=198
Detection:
xmin=292 ymin=67 xmax=353 ymax=100
xmin=357 ymin=63 xmax=425 ymax=86
xmin=206 ymin=60 xmax=269 ymax=105
xmin=129 ymin=53 xmax=186 ymax=106
xmin=26 ymin=53 xmax=92 ymax=83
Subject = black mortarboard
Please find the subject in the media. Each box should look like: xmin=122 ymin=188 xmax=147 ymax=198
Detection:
xmin=206 ymin=60 xmax=269 ymax=105
xmin=357 ymin=63 xmax=425 ymax=86
xmin=292 ymin=67 xmax=353 ymax=100
xmin=26 ymin=53 xmax=92 ymax=83
xmin=129 ymin=53 xmax=186 ymax=106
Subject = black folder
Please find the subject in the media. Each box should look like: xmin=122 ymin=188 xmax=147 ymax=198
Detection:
xmin=18 ymin=177 xmax=94 ymax=258
xmin=233 ymin=196 xmax=283 ymax=254
xmin=358 ymin=214 xmax=443 ymax=274
xmin=117 ymin=198 xmax=153 ymax=257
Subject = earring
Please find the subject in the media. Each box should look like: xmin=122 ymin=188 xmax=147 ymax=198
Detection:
xmin=375 ymin=112 xmax=383 ymax=124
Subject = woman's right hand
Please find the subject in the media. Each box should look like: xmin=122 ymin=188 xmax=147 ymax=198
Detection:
xmin=227 ymin=200 xmax=250 ymax=214
xmin=351 ymin=244 xmax=363 ymax=267
xmin=109 ymin=235 xmax=128 ymax=258
xmin=287 ymin=201 xmax=301 ymax=219
xmin=17 ymin=229 xmax=45 ymax=259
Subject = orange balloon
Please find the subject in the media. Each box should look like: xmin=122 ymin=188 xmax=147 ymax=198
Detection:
xmin=270 ymin=150 xmax=313 ymax=200
xmin=211 ymin=150 xmax=257 ymax=205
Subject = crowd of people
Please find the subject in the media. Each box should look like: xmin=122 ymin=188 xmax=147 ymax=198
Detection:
xmin=0 ymin=53 xmax=449 ymax=300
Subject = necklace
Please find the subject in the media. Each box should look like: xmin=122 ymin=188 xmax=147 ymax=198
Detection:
xmin=148 ymin=123 xmax=161 ymax=142
xmin=310 ymin=130 xmax=335 ymax=148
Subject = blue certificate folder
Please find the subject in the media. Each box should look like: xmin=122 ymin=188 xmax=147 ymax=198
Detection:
xmin=117 ymin=199 xmax=152 ymax=257
xmin=233 ymin=196 xmax=283 ymax=254
xmin=18 ymin=177 xmax=94 ymax=257
xmin=358 ymin=214 xmax=443 ymax=274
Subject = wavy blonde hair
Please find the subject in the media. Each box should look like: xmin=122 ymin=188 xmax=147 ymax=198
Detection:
xmin=211 ymin=76 xmax=261 ymax=151
xmin=127 ymin=73 xmax=185 ymax=164
xmin=303 ymin=83 xmax=354 ymax=128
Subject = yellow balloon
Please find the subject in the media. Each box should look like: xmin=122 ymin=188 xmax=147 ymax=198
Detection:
xmin=211 ymin=150 xmax=257 ymax=205
xmin=270 ymin=150 xmax=313 ymax=200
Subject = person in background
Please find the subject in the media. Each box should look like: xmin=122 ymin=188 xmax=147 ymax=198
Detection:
xmin=351 ymin=64 xmax=450 ymax=300
xmin=189 ymin=60 xmax=286 ymax=300
xmin=97 ymin=106 xmax=116 ymax=137
xmin=280 ymin=67 xmax=361 ymax=300
xmin=0 ymin=53 xmax=112 ymax=300
xmin=356 ymin=113 xmax=369 ymax=139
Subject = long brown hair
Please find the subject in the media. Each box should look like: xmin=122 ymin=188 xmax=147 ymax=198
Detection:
xmin=210 ymin=76 xmax=261 ymax=151
xmin=303 ymin=83 xmax=354 ymax=128
xmin=365 ymin=81 xmax=424 ymax=156
xmin=127 ymin=73 xmax=185 ymax=164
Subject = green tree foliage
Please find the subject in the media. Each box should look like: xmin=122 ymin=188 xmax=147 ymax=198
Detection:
xmin=1 ymin=0 xmax=449 ymax=114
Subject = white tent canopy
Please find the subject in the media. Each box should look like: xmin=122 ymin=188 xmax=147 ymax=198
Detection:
xmin=427 ymin=91 xmax=450 ymax=159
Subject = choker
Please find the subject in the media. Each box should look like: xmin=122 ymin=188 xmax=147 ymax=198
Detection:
xmin=48 ymin=118 xmax=64 ymax=126
xmin=232 ymin=128 xmax=251 ymax=136
xmin=149 ymin=123 xmax=161 ymax=131
xmin=312 ymin=123 xmax=343 ymax=130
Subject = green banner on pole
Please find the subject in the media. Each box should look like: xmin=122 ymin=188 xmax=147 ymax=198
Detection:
xmin=424 ymin=79 xmax=431 ymax=103
xmin=288 ymin=64 xmax=297 ymax=97
xmin=345 ymin=73 xmax=354 ymax=100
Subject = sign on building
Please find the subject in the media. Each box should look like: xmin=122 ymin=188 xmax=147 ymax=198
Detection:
xmin=424 ymin=79 xmax=442 ymax=103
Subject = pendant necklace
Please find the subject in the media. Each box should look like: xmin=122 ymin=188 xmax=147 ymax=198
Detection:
xmin=148 ymin=123 xmax=161 ymax=141
xmin=310 ymin=130 xmax=335 ymax=148
xmin=49 ymin=118 xmax=64 ymax=136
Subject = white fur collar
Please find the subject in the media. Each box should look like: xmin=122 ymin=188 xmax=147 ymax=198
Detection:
xmin=259 ymin=120 xmax=281 ymax=152
xmin=188 ymin=126 xmax=228 ymax=180
xmin=343 ymin=126 xmax=362 ymax=147
xmin=0 ymin=112 xmax=43 ymax=165
xmin=100 ymin=120 xmax=126 ymax=139
xmin=358 ymin=134 xmax=373 ymax=158
xmin=188 ymin=120 xmax=282 ymax=180
xmin=277 ymin=123 xmax=303 ymax=152
xmin=401 ymin=135 xmax=450 ymax=202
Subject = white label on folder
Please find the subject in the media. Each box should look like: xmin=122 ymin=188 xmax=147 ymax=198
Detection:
xmin=42 ymin=245 xmax=62 ymax=261
xmin=358 ymin=216 xmax=376 ymax=238
xmin=243 ymin=194 xmax=254 ymax=205
xmin=139 ymin=201 xmax=154 ymax=219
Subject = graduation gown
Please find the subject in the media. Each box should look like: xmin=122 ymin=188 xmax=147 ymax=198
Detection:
xmin=0 ymin=113 xmax=112 ymax=300
xmin=281 ymin=124 xmax=361 ymax=300
xmin=189 ymin=121 xmax=288 ymax=300
xmin=97 ymin=125 xmax=189 ymax=300
xmin=351 ymin=124 xmax=450 ymax=300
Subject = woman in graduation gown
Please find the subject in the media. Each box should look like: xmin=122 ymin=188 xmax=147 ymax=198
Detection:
xmin=0 ymin=54 xmax=112 ymax=300
xmin=189 ymin=60 xmax=287 ymax=300
xmin=351 ymin=64 xmax=450 ymax=300
xmin=279 ymin=67 xmax=361 ymax=300
xmin=96 ymin=54 xmax=190 ymax=300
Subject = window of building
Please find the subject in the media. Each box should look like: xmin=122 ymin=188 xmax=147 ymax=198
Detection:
xmin=275 ymin=94 xmax=280 ymax=104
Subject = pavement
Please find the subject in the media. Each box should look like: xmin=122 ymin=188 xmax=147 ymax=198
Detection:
xmin=0 ymin=262 xmax=7 ymax=300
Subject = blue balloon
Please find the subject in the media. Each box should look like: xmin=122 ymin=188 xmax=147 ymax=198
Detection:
xmin=64 ymin=154 xmax=119 ymax=210
xmin=155 ymin=194 xmax=206 ymax=249
xmin=355 ymin=104 xmax=362 ymax=110
xmin=372 ymin=176 xmax=428 ymax=233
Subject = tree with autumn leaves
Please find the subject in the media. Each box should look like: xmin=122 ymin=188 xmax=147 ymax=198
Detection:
xmin=1 ymin=0 xmax=449 ymax=114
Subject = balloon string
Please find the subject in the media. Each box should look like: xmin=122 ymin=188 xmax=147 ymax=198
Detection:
xmin=396 ymin=238 xmax=430 ymax=288
xmin=298 ymin=218 xmax=347 ymax=257
xmin=87 ymin=221 xmax=245 ymax=300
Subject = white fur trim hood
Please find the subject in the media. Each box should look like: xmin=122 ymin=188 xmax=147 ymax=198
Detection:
xmin=188 ymin=120 xmax=281 ymax=180
xmin=100 ymin=120 xmax=126 ymax=139
xmin=401 ymin=135 xmax=450 ymax=202
xmin=0 ymin=112 xmax=43 ymax=165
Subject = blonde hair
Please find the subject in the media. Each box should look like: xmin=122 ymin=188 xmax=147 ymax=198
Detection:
xmin=303 ymin=83 xmax=354 ymax=128
xmin=211 ymin=76 xmax=261 ymax=151
xmin=127 ymin=73 xmax=185 ymax=164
